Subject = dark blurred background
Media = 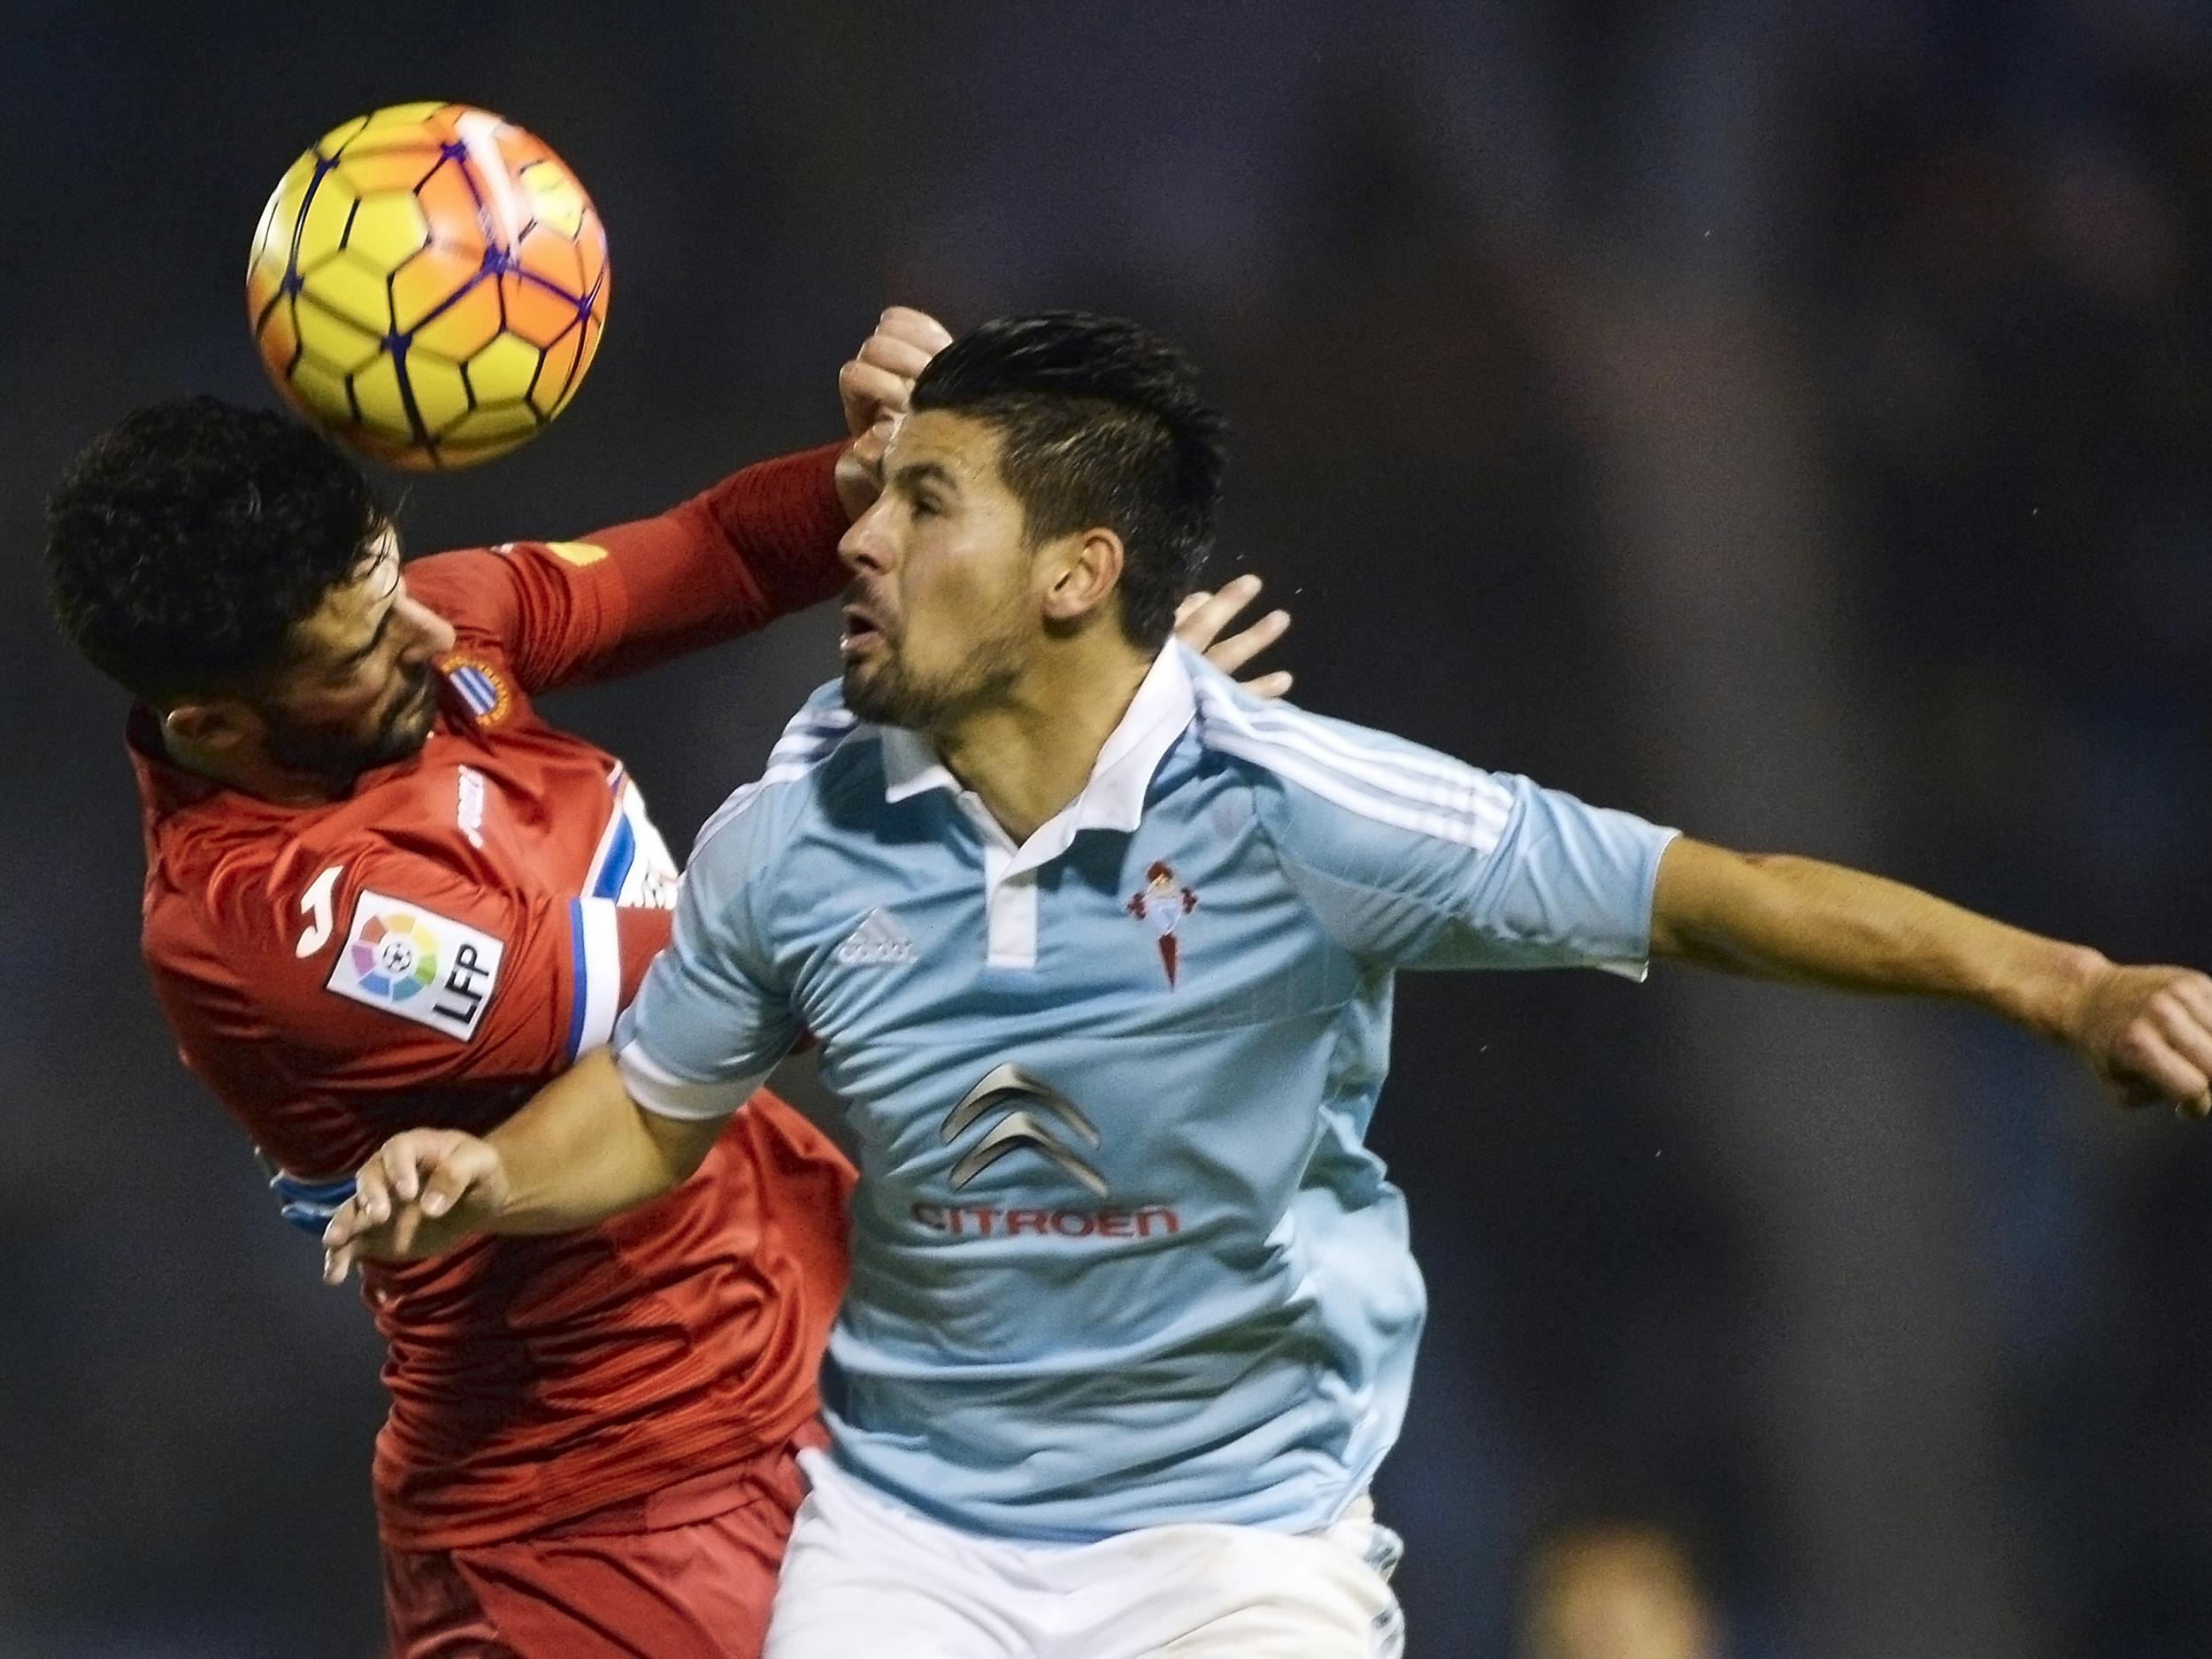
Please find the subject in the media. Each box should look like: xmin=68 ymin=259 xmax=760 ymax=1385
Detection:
xmin=6 ymin=3 xmax=2211 ymax=1655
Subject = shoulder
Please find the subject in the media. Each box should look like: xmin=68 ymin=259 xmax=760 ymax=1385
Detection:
xmin=690 ymin=680 xmax=882 ymax=870
xmin=147 ymin=813 xmax=349 ymax=956
xmin=141 ymin=806 xmax=472 ymax=1060
xmin=1185 ymin=654 xmax=1518 ymax=860
xmin=150 ymin=780 xmax=495 ymax=973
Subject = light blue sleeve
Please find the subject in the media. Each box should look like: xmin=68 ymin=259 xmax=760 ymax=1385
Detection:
xmin=1221 ymin=697 xmax=1677 ymax=976
xmin=612 ymin=779 xmax=803 ymax=1120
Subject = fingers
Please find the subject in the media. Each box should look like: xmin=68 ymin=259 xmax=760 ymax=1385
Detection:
xmin=1204 ymin=607 xmax=1291 ymax=679
xmin=322 ymin=1175 xmax=393 ymax=1286
xmin=2152 ymin=979 xmax=2212 ymax=1084
xmin=856 ymin=329 xmax=936 ymax=382
xmin=876 ymin=305 xmax=954 ymax=356
xmin=319 ymin=1132 xmax=490 ymax=1285
xmin=840 ymin=353 xmax=924 ymax=413
xmin=341 ymin=1152 xmax=389 ymax=1234
xmin=381 ymin=1135 xmax=423 ymax=1205
xmin=321 ymin=1194 xmax=362 ymax=1256
xmin=840 ymin=307 xmax=952 ymax=435
xmin=1172 ymin=573 xmax=1268 ymax=654
xmin=2162 ymin=970 xmax=2212 ymax=1041
xmin=365 ymin=1128 xmax=465 ymax=1211
xmin=848 ymin=416 xmax=893 ymax=473
xmin=321 ymin=1201 xmax=365 ymax=1286
xmin=2164 ymin=973 xmax=2212 ymax=1119
xmin=419 ymin=1145 xmax=490 ymax=1220
xmin=839 ymin=359 xmax=912 ymax=436
xmin=2111 ymin=1018 xmax=2211 ymax=1114
xmin=1173 ymin=573 xmax=1294 ymax=698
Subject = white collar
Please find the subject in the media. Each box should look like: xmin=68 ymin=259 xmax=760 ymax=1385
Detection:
xmin=878 ymin=644 xmax=1197 ymax=867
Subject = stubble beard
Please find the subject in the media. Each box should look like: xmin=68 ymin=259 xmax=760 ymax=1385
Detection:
xmin=263 ymin=664 xmax=440 ymax=785
xmin=843 ymin=631 xmax=1024 ymax=731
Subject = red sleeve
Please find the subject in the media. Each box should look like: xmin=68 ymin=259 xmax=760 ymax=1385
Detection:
xmin=149 ymin=839 xmax=675 ymax=1179
xmin=403 ymin=440 xmax=849 ymax=695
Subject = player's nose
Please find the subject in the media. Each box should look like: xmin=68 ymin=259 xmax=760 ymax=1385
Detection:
xmin=396 ymin=595 xmax=457 ymax=661
xmin=838 ymin=497 xmax=895 ymax=575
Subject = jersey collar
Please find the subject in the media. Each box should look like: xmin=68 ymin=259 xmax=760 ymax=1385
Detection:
xmin=879 ymin=643 xmax=1198 ymax=859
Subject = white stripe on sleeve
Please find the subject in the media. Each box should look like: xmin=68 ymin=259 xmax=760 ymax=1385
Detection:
xmin=614 ymin=1038 xmax=771 ymax=1122
xmin=1194 ymin=684 xmax=1514 ymax=847
xmin=572 ymin=896 xmax=622 ymax=1056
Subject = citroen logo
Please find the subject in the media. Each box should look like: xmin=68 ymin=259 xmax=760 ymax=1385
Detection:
xmin=941 ymin=1063 xmax=1110 ymax=1198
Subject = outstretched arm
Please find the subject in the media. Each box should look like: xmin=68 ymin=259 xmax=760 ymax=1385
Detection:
xmin=1650 ymin=837 xmax=2212 ymax=1116
xmin=319 ymin=1050 xmax=717 ymax=1281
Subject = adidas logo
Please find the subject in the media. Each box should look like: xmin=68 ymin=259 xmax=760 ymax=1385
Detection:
xmin=835 ymin=908 xmax=917 ymax=966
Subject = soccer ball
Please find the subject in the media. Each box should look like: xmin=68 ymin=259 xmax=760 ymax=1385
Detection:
xmin=246 ymin=102 xmax=610 ymax=471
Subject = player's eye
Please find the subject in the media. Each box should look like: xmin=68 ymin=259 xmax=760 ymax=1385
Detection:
xmin=328 ymin=610 xmax=398 ymax=684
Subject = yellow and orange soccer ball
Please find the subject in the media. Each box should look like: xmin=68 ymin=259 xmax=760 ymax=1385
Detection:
xmin=247 ymin=102 xmax=609 ymax=470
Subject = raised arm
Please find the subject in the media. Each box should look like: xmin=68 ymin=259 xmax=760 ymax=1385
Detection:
xmin=1649 ymin=837 xmax=2212 ymax=1116
xmin=405 ymin=308 xmax=955 ymax=695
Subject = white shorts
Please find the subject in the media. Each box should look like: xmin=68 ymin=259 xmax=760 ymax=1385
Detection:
xmin=763 ymin=1451 xmax=1405 ymax=1659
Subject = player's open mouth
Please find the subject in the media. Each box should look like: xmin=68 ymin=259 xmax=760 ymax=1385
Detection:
xmin=840 ymin=607 xmax=887 ymax=658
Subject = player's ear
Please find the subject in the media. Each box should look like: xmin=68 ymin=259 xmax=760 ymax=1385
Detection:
xmin=163 ymin=697 xmax=260 ymax=753
xmin=1039 ymin=528 xmax=1125 ymax=625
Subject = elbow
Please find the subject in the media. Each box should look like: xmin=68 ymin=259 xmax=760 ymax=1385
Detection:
xmin=1647 ymin=838 xmax=1784 ymax=972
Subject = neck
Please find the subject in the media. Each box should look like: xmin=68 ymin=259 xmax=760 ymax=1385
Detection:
xmin=932 ymin=631 xmax=1156 ymax=844
xmin=160 ymin=726 xmax=355 ymax=807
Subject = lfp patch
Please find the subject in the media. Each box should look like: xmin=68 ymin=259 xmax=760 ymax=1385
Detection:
xmin=441 ymin=652 xmax=515 ymax=728
xmin=326 ymin=889 xmax=505 ymax=1041
xmin=351 ymin=910 xmax=441 ymax=1001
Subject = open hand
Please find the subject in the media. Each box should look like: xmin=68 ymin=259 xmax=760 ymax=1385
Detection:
xmin=835 ymin=306 xmax=955 ymax=518
xmin=1174 ymin=574 xmax=1293 ymax=699
xmin=320 ymin=1128 xmax=511 ymax=1285
xmin=2068 ymin=962 xmax=2212 ymax=1118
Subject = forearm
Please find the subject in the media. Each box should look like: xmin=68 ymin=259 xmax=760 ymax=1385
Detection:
xmin=1649 ymin=839 xmax=2108 ymax=1041
xmin=677 ymin=440 xmax=854 ymax=623
xmin=484 ymin=1049 xmax=713 ymax=1234
xmin=533 ymin=438 xmax=845 ymax=690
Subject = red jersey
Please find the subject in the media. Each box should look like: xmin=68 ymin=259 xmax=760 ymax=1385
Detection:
xmin=134 ymin=443 xmax=857 ymax=1551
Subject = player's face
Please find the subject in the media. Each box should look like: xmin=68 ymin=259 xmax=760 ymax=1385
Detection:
xmin=255 ymin=530 xmax=457 ymax=780
xmin=836 ymin=411 xmax=1040 ymax=728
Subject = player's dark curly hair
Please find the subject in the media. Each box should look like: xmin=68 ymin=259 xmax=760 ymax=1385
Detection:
xmin=910 ymin=311 xmax=1225 ymax=649
xmin=45 ymin=396 xmax=386 ymax=703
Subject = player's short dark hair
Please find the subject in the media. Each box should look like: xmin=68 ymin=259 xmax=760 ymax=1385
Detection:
xmin=910 ymin=311 xmax=1225 ymax=649
xmin=45 ymin=396 xmax=386 ymax=703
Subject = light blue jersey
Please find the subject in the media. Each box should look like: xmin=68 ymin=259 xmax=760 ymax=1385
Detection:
xmin=615 ymin=645 xmax=1676 ymax=1542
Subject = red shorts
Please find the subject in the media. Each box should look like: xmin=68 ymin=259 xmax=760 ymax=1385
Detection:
xmin=383 ymin=1428 xmax=818 ymax=1659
